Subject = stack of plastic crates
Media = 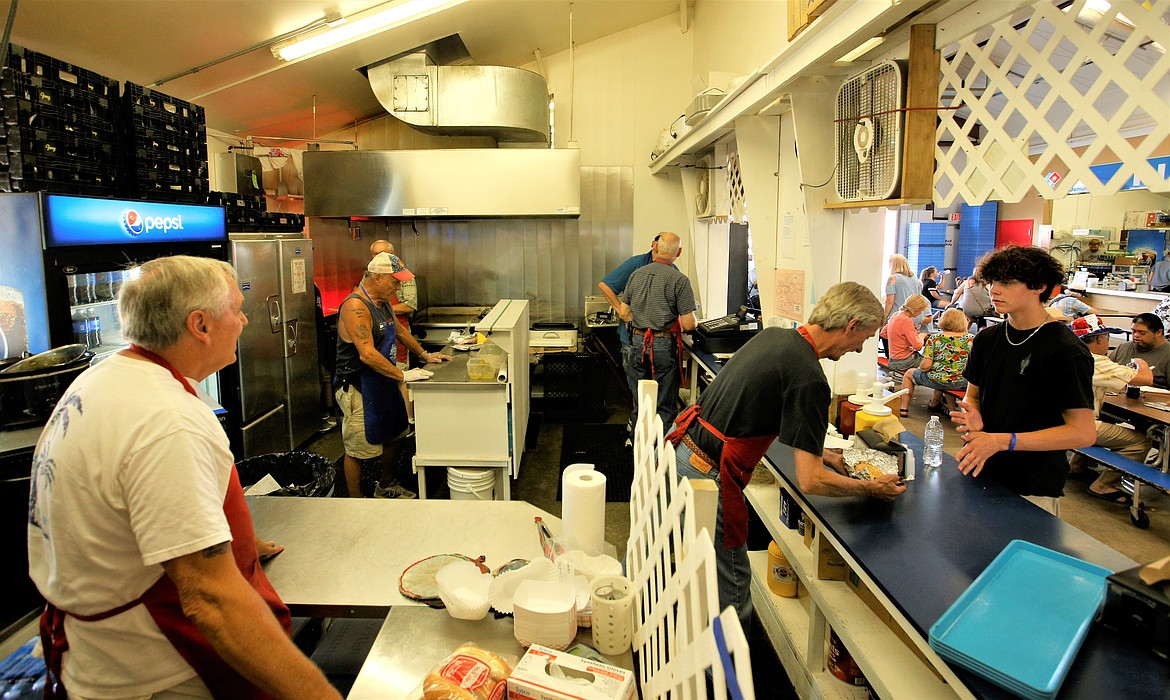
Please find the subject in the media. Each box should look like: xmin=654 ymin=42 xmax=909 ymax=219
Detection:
xmin=210 ymin=191 xmax=268 ymax=231
xmin=123 ymin=82 xmax=208 ymax=202
xmin=0 ymin=44 xmax=123 ymax=196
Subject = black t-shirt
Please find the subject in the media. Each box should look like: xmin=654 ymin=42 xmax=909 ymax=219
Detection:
xmin=688 ymin=328 xmax=829 ymax=463
xmin=962 ymin=321 xmax=1094 ymax=496
xmin=922 ymin=277 xmax=940 ymax=301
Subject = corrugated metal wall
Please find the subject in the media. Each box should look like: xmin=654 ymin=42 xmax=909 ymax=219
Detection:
xmin=309 ymin=166 xmax=633 ymax=324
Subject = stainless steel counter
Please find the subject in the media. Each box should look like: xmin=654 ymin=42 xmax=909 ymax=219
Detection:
xmin=415 ymin=345 xmax=506 ymax=386
xmin=347 ymin=607 xmax=634 ymax=700
xmin=250 ymin=497 xmax=552 ymax=617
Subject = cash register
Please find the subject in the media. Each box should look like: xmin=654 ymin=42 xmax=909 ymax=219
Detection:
xmin=692 ymin=306 xmax=761 ymax=353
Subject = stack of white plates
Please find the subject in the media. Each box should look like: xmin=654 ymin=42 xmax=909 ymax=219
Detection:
xmin=513 ymin=579 xmax=578 ymax=650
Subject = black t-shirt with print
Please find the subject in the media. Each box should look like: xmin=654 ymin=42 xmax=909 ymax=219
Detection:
xmin=962 ymin=321 xmax=1094 ymax=496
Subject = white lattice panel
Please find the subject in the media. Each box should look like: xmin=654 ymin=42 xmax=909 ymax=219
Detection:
xmin=626 ymin=381 xmax=754 ymax=700
xmin=728 ymin=151 xmax=747 ymax=222
xmin=935 ymin=0 xmax=1170 ymax=205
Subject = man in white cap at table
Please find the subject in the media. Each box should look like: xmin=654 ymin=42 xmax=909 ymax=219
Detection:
xmin=1067 ymin=314 xmax=1153 ymax=504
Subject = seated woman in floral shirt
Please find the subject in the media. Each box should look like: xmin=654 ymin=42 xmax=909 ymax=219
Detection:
xmin=898 ymin=308 xmax=974 ymax=416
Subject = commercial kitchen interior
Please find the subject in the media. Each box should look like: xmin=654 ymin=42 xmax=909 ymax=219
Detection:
xmin=0 ymin=0 xmax=1168 ymax=697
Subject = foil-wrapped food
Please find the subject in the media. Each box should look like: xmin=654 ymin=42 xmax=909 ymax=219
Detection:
xmin=842 ymin=446 xmax=901 ymax=480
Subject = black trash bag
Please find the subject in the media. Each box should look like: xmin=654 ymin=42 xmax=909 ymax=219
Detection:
xmin=236 ymin=451 xmax=336 ymax=497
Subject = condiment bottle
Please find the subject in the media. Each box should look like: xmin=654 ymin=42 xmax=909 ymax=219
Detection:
xmin=767 ymin=541 xmax=798 ymax=597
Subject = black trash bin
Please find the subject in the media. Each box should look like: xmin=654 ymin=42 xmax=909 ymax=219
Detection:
xmin=236 ymin=451 xmax=336 ymax=497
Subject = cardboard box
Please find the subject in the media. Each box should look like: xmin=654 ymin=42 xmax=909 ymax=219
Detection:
xmin=815 ymin=534 xmax=846 ymax=581
xmin=508 ymin=644 xmax=635 ymax=700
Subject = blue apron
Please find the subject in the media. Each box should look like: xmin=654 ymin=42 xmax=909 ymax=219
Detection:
xmin=344 ymin=291 xmax=408 ymax=445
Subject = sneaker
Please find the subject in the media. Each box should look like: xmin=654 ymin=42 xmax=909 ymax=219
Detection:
xmin=373 ymin=482 xmax=417 ymax=499
xmin=318 ymin=417 xmax=337 ymax=433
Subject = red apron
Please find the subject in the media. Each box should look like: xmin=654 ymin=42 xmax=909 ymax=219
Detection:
xmin=664 ymin=325 xmax=819 ymax=548
xmin=666 ymin=405 xmax=774 ymax=549
xmin=40 ymin=347 xmax=291 ymax=700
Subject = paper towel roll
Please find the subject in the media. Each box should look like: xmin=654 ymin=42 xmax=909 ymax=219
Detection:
xmin=590 ymin=574 xmax=634 ymax=655
xmin=561 ymin=468 xmax=606 ymax=556
xmin=496 ymin=363 xmax=508 ymax=383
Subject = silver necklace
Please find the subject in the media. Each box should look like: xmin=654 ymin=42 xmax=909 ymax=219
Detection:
xmin=1003 ymin=319 xmax=1048 ymax=347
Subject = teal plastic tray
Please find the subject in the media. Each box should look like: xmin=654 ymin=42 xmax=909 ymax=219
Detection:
xmin=929 ymin=540 xmax=1111 ymax=700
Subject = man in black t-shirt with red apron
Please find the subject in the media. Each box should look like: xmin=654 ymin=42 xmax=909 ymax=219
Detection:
xmin=667 ymin=282 xmax=905 ymax=627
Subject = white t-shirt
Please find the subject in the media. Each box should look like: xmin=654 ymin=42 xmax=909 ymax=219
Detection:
xmin=1090 ymin=352 xmax=1137 ymax=416
xmin=28 ymin=354 xmax=233 ymax=698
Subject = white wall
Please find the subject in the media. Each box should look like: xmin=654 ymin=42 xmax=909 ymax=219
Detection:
xmin=1052 ymin=190 xmax=1170 ymax=236
xmin=529 ymin=14 xmax=694 ymax=261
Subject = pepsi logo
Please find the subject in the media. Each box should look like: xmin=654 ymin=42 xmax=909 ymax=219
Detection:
xmin=122 ymin=210 xmax=144 ymax=236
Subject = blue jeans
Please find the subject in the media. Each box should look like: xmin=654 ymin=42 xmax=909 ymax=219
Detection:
xmin=625 ymin=335 xmax=681 ymax=430
xmin=675 ymin=441 xmax=752 ymax=630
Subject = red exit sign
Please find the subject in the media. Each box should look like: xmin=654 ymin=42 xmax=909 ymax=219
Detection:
xmin=949 ymin=212 xmax=961 ymax=222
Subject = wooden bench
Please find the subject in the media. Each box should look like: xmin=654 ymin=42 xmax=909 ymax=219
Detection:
xmin=1071 ymin=445 xmax=1170 ymax=529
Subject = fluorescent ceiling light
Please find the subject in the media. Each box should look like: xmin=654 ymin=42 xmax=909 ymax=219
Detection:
xmin=274 ymin=0 xmax=468 ymax=62
xmin=837 ymin=37 xmax=884 ymax=64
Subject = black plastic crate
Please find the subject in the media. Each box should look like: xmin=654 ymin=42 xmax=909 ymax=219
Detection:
xmin=132 ymin=127 xmax=206 ymax=160
xmin=540 ymin=352 xmax=606 ymax=422
xmin=0 ymin=71 xmax=114 ymax=116
xmin=7 ymin=44 xmax=118 ymax=98
xmin=124 ymin=82 xmax=204 ymax=124
xmin=3 ymin=125 xmax=115 ymax=162
xmin=1 ymin=98 xmax=119 ymax=141
xmin=128 ymin=109 xmax=205 ymax=140
xmin=3 ymin=150 xmax=120 ymax=181
xmin=0 ymin=163 xmax=122 ymax=195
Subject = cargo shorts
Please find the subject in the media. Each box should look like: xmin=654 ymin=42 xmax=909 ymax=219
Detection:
xmin=335 ymin=384 xmax=382 ymax=460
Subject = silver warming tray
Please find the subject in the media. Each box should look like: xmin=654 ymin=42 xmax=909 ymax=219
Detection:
xmin=410 ymin=306 xmax=493 ymax=349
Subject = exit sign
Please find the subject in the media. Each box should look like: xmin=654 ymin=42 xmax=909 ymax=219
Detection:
xmin=949 ymin=212 xmax=961 ymax=222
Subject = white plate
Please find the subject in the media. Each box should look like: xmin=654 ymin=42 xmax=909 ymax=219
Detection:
xmin=487 ymin=558 xmax=558 ymax=614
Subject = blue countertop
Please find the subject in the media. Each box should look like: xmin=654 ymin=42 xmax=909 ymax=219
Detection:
xmin=685 ymin=344 xmax=1169 ymax=698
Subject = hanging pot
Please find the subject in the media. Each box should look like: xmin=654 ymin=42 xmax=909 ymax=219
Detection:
xmin=0 ymin=344 xmax=93 ymax=430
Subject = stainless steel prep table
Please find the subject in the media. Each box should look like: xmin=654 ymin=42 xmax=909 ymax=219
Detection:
xmin=249 ymin=496 xmax=634 ymax=697
xmin=410 ymin=344 xmax=513 ymax=499
xmin=249 ymin=497 xmax=549 ymax=617
xmin=346 ymin=606 xmax=634 ymax=699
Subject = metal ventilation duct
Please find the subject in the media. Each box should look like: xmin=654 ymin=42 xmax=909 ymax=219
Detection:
xmin=364 ymin=43 xmax=550 ymax=144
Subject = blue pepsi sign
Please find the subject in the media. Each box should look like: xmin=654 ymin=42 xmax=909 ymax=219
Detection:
xmin=43 ymin=195 xmax=227 ymax=247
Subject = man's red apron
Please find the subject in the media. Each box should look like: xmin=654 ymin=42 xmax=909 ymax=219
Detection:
xmin=40 ymin=346 xmax=291 ymax=700
xmin=664 ymin=325 xmax=819 ymax=548
xmin=666 ymin=405 xmax=773 ymax=548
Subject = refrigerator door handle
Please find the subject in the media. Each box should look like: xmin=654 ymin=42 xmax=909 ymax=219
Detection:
xmin=267 ymin=296 xmax=282 ymax=333
xmin=285 ymin=319 xmax=298 ymax=357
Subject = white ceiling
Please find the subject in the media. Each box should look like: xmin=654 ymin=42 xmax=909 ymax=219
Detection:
xmin=8 ymin=0 xmax=679 ymax=143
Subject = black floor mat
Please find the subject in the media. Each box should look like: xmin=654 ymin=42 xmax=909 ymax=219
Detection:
xmin=557 ymin=423 xmax=633 ymax=502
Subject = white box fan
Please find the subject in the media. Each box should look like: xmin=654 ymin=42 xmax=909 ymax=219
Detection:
xmin=835 ymin=59 xmax=906 ymax=202
xmin=694 ymin=154 xmax=728 ymax=219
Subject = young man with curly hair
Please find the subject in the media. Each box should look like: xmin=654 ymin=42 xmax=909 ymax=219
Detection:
xmin=951 ymin=246 xmax=1095 ymax=512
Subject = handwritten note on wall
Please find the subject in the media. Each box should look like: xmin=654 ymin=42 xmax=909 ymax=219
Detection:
xmin=774 ymin=268 xmax=806 ymax=322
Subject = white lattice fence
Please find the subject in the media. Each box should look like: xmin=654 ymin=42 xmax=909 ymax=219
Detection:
xmin=935 ymin=0 xmax=1169 ymax=205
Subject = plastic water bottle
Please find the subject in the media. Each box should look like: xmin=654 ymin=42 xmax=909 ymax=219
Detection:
xmin=924 ymin=415 xmax=944 ymax=469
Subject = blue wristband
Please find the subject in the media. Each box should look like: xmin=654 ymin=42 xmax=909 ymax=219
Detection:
xmin=1009 ymin=433 xmax=1017 ymax=451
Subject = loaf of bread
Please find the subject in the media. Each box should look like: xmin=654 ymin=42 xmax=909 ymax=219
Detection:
xmin=423 ymin=644 xmax=512 ymax=700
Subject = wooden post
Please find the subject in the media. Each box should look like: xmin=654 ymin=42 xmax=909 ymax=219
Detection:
xmin=901 ymin=24 xmax=941 ymax=201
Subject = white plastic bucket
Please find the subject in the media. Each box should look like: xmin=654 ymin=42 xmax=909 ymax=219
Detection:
xmin=447 ymin=467 xmax=496 ymax=501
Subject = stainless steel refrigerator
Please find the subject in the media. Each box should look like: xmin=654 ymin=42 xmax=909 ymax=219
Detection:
xmin=229 ymin=233 xmax=319 ymax=458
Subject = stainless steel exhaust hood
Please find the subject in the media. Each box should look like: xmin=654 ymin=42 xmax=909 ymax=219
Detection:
xmin=363 ymin=37 xmax=550 ymax=144
xmin=303 ymin=148 xmax=581 ymax=218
